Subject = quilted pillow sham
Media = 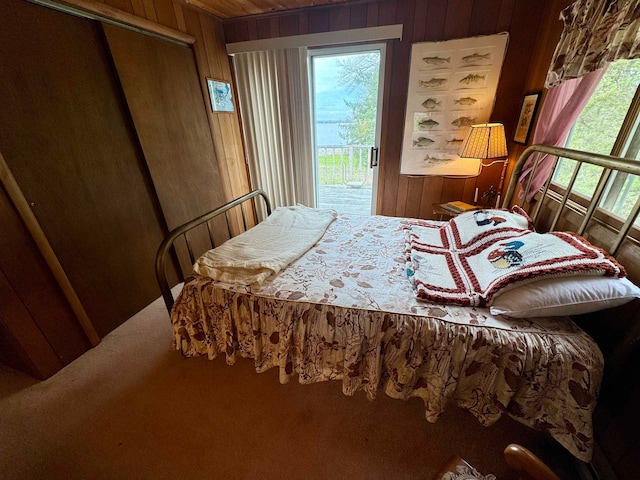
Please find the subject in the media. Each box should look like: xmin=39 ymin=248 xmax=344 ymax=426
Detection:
xmin=446 ymin=205 xmax=534 ymax=248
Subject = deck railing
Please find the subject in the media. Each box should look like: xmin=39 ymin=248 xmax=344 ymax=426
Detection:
xmin=316 ymin=145 xmax=373 ymax=187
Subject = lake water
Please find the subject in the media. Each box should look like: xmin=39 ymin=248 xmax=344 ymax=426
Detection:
xmin=315 ymin=122 xmax=348 ymax=146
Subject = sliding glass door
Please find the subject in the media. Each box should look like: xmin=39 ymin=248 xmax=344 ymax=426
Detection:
xmin=309 ymin=44 xmax=385 ymax=215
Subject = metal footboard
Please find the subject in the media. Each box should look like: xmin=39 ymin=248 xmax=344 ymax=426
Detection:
xmin=155 ymin=189 xmax=272 ymax=314
xmin=503 ymin=144 xmax=640 ymax=257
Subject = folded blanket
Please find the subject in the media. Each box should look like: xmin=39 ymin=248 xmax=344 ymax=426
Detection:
xmin=405 ymin=208 xmax=625 ymax=306
xmin=194 ymin=205 xmax=337 ymax=285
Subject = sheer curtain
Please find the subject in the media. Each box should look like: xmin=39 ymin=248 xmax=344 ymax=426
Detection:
xmin=233 ymin=48 xmax=315 ymax=209
xmin=518 ymin=68 xmax=606 ymax=202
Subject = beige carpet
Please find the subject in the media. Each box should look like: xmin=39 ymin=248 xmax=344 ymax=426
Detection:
xmin=0 ymin=290 xmax=580 ymax=479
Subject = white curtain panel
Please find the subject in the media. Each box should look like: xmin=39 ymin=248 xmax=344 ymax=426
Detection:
xmin=233 ymin=48 xmax=315 ymax=210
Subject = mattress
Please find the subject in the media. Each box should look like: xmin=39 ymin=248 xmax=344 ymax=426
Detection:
xmin=171 ymin=213 xmax=603 ymax=462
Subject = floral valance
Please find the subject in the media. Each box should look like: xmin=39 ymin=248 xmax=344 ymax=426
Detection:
xmin=546 ymin=0 xmax=640 ymax=88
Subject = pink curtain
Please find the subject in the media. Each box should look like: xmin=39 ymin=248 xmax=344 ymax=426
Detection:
xmin=517 ymin=67 xmax=607 ymax=202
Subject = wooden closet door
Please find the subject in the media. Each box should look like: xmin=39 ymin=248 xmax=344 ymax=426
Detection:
xmin=0 ymin=183 xmax=90 ymax=377
xmin=103 ymin=24 xmax=228 ymax=275
xmin=0 ymin=0 xmax=167 ymax=336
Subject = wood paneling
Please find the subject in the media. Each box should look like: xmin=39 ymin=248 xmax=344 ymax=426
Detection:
xmin=0 ymin=184 xmax=90 ymax=379
xmin=97 ymin=0 xmax=252 ymax=234
xmin=0 ymin=270 xmax=62 ymax=379
xmin=100 ymin=0 xmax=251 ymax=209
xmin=223 ymin=0 xmax=556 ymax=219
xmin=47 ymin=0 xmax=195 ymax=43
xmin=0 ymin=0 xmax=167 ymax=337
xmin=185 ymin=10 xmax=248 ymax=201
xmin=0 ymin=0 xmax=252 ymax=374
xmin=0 ymin=185 xmax=90 ymax=368
xmin=502 ymin=0 xmax=573 ymax=198
xmin=178 ymin=0 xmax=356 ymax=19
xmin=0 ymin=150 xmax=99 ymax=348
xmin=469 ymin=0 xmax=501 ymax=36
xmin=103 ymin=23 xmax=228 ymax=273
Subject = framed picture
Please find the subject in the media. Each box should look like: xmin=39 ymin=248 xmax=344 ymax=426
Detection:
xmin=206 ymin=78 xmax=234 ymax=112
xmin=513 ymin=92 xmax=540 ymax=144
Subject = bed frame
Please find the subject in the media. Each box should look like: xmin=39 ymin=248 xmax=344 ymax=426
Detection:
xmin=505 ymin=144 xmax=640 ymax=259
xmin=504 ymin=145 xmax=640 ymax=480
xmin=155 ymin=188 xmax=272 ymax=314
xmin=156 ymin=144 xmax=640 ymax=312
xmin=154 ymin=144 xmax=640 ymax=479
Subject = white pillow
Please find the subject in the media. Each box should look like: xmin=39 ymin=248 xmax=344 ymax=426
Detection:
xmin=489 ymin=276 xmax=640 ymax=318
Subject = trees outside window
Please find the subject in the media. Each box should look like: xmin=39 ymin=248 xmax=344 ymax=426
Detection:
xmin=335 ymin=52 xmax=379 ymax=147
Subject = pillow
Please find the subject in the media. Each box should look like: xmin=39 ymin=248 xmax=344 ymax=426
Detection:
xmin=447 ymin=205 xmax=534 ymax=248
xmin=489 ymin=275 xmax=640 ymax=318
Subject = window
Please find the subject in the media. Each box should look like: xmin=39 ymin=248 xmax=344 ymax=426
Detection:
xmin=552 ymin=59 xmax=640 ymax=219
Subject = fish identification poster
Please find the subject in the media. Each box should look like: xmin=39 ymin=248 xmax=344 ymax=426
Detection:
xmin=399 ymin=33 xmax=509 ymax=176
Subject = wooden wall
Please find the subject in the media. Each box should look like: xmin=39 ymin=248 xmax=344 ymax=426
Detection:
xmin=0 ymin=183 xmax=90 ymax=378
xmin=503 ymin=0 xmax=573 ymax=190
xmin=91 ymin=0 xmax=572 ymax=219
xmin=0 ymin=0 xmax=251 ymax=376
xmin=95 ymin=0 xmax=252 ymax=204
xmin=223 ymin=0 xmax=568 ymax=219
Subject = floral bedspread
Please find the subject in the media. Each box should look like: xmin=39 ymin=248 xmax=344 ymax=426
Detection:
xmin=171 ymin=214 xmax=604 ymax=462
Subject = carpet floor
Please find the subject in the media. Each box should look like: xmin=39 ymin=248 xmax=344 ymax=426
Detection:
xmin=0 ymin=291 xmax=581 ymax=479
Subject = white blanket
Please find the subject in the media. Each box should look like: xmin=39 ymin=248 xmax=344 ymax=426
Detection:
xmin=194 ymin=205 xmax=337 ymax=285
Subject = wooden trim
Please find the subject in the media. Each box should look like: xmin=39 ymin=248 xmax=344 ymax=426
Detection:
xmin=28 ymin=0 xmax=196 ymax=44
xmin=0 ymin=151 xmax=100 ymax=347
xmin=173 ymin=0 xmax=187 ymax=32
xmin=182 ymin=0 xmax=222 ymax=18
xmin=226 ymin=24 xmax=403 ymax=54
xmin=611 ymin=83 xmax=640 ymax=157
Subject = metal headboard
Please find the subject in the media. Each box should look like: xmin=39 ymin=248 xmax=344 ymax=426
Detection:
xmin=503 ymin=144 xmax=640 ymax=257
xmin=155 ymin=189 xmax=272 ymax=314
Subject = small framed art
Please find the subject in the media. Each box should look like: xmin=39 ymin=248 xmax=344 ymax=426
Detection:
xmin=206 ymin=78 xmax=234 ymax=112
xmin=513 ymin=92 xmax=540 ymax=144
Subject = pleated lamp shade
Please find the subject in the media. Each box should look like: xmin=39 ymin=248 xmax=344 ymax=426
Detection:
xmin=458 ymin=123 xmax=508 ymax=159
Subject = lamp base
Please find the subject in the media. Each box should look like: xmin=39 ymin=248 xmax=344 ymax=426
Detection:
xmin=480 ymin=185 xmax=498 ymax=207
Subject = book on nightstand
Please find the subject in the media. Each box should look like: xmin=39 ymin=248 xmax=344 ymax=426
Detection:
xmin=440 ymin=201 xmax=479 ymax=213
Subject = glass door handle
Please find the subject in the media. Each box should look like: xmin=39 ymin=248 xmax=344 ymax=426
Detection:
xmin=369 ymin=146 xmax=379 ymax=168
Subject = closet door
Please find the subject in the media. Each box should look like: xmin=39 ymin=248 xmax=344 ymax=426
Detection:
xmin=103 ymin=24 xmax=228 ymax=275
xmin=0 ymin=184 xmax=89 ymax=378
xmin=0 ymin=0 xmax=167 ymax=336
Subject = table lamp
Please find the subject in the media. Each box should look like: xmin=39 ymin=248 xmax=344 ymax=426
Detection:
xmin=458 ymin=123 xmax=508 ymax=207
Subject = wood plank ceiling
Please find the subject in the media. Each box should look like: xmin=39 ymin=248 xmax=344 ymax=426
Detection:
xmin=183 ymin=0 xmax=357 ymax=18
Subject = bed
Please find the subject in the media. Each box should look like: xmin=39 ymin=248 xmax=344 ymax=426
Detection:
xmin=155 ymin=144 xmax=640 ymax=465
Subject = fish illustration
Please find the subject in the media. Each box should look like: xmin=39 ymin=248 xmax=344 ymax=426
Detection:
xmin=421 ymin=98 xmax=441 ymax=109
xmin=446 ymin=138 xmax=464 ymax=146
xmin=453 ymin=96 xmax=478 ymax=106
xmin=413 ymin=137 xmax=435 ymax=147
xmin=418 ymin=118 xmax=440 ymax=130
xmin=419 ymin=78 xmax=447 ymax=88
xmin=451 ymin=116 xmax=475 ymax=127
xmin=461 ymin=52 xmax=491 ymax=63
xmin=423 ymin=155 xmax=454 ymax=166
xmin=422 ymin=56 xmax=451 ymax=65
xmin=459 ymin=73 xmax=486 ymax=85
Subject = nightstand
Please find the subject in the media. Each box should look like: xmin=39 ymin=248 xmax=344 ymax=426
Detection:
xmin=432 ymin=203 xmax=458 ymax=220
